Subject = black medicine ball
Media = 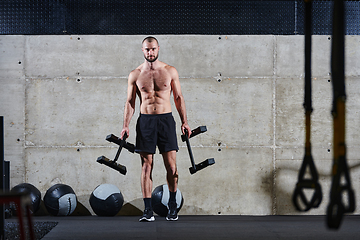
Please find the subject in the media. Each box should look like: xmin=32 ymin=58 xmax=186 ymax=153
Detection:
xmin=89 ymin=184 xmax=124 ymax=216
xmin=151 ymin=184 xmax=184 ymax=217
xmin=11 ymin=183 xmax=41 ymax=214
xmin=44 ymin=184 xmax=77 ymax=216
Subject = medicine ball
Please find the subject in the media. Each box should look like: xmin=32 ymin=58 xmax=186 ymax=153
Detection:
xmin=89 ymin=184 xmax=124 ymax=216
xmin=10 ymin=183 xmax=41 ymax=214
xmin=44 ymin=184 xmax=77 ymax=216
xmin=151 ymin=184 xmax=184 ymax=217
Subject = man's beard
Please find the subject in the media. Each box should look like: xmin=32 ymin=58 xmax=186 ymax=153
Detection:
xmin=145 ymin=54 xmax=159 ymax=63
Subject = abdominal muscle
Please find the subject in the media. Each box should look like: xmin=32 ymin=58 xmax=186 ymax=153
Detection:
xmin=139 ymin=91 xmax=172 ymax=115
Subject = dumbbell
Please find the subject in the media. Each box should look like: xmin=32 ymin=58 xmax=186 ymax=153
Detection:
xmin=182 ymin=126 xmax=215 ymax=174
xmin=96 ymin=133 xmax=135 ymax=175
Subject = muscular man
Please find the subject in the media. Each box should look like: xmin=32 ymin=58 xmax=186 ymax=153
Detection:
xmin=120 ymin=36 xmax=191 ymax=221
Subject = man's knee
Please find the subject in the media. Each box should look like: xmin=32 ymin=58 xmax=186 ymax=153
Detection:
xmin=142 ymin=162 xmax=153 ymax=172
xmin=141 ymin=152 xmax=153 ymax=163
xmin=141 ymin=153 xmax=153 ymax=173
xmin=165 ymin=165 xmax=178 ymax=178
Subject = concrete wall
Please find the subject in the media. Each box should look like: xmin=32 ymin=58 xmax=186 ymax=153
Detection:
xmin=1 ymin=35 xmax=360 ymax=215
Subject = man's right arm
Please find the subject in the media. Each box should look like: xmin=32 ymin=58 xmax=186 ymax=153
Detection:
xmin=121 ymin=71 xmax=138 ymax=139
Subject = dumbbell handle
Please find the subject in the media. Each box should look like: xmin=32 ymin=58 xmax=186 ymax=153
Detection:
xmin=113 ymin=133 xmax=128 ymax=162
xmin=184 ymin=129 xmax=197 ymax=170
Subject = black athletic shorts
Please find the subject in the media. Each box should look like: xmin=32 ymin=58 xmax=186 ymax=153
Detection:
xmin=135 ymin=113 xmax=179 ymax=154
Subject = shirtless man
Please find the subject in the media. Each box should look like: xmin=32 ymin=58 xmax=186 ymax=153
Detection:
xmin=120 ymin=36 xmax=191 ymax=221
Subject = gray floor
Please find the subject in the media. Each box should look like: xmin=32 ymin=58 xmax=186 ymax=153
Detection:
xmin=10 ymin=215 xmax=360 ymax=240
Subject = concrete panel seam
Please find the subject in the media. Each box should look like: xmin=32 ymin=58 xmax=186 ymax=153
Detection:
xmin=179 ymin=76 xmax=275 ymax=80
xmin=23 ymin=145 xmax=241 ymax=149
xmin=19 ymin=35 xmax=27 ymax=183
xmin=272 ymin=35 xmax=277 ymax=215
xmin=25 ymin=76 xmax=128 ymax=80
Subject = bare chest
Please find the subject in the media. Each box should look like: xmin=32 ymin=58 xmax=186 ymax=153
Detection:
xmin=136 ymin=69 xmax=172 ymax=93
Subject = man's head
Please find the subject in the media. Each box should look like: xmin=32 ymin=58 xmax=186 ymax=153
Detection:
xmin=142 ymin=36 xmax=159 ymax=63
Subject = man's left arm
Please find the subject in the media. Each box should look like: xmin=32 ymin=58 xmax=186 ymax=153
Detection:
xmin=170 ymin=67 xmax=191 ymax=137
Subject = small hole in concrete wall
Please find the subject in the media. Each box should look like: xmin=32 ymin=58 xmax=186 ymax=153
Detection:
xmin=218 ymin=148 xmax=221 ymax=152
xmin=77 ymin=37 xmax=81 ymax=40
xmin=328 ymin=149 xmax=331 ymax=153
xmin=77 ymin=79 xmax=81 ymax=83
xmin=218 ymin=212 xmax=221 ymax=214
xmin=328 ymin=37 xmax=331 ymax=40
xmin=328 ymin=79 xmax=331 ymax=82
xmin=218 ymin=37 xmax=221 ymax=40
xmin=17 ymin=139 xmax=20 ymax=142
xmin=18 ymin=61 xmax=21 ymax=64
xmin=217 ymin=79 xmax=222 ymax=82
xmin=76 ymin=72 xmax=80 ymax=75
xmin=77 ymin=148 xmax=80 ymax=152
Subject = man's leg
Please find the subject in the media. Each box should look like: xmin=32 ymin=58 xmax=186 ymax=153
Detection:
xmin=162 ymin=150 xmax=178 ymax=192
xmin=162 ymin=150 xmax=179 ymax=221
xmin=141 ymin=152 xmax=154 ymax=198
xmin=139 ymin=152 xmax=155 ymax=222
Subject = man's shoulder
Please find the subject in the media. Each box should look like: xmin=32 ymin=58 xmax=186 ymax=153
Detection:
xmin=163 ymin=64 xmax=178 ymax=80
xmin=128 ymin=68 xmax=141 ymax=83
xmin=129 ymin=67 xmax=142 ymax=77
xmin=163 ymin=63 xmax=178 ymax=74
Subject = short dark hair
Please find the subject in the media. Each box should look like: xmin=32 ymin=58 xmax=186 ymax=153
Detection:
xmin=142 ymin=36 xmax=158 ymax=45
